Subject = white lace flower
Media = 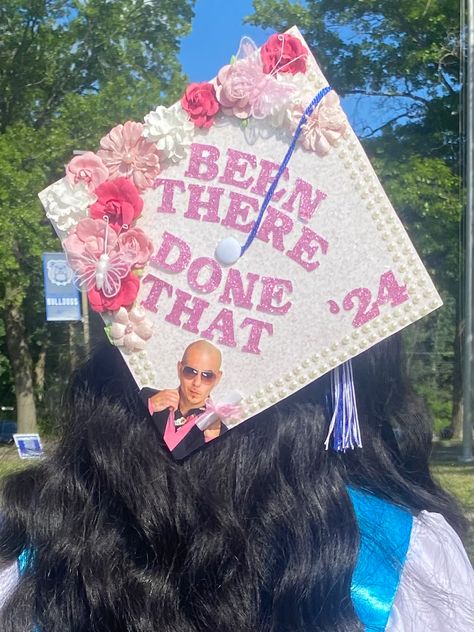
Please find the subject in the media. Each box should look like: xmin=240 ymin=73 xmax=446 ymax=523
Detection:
xmin=109 ymin=306 xmax=153 ymax=353
xmin=142 ymin=103 xmax=194 ymax=163
xmin=38 ymin=178 xmax=96 ymax=233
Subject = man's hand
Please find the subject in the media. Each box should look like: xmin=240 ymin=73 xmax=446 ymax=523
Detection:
xmin=149 ymin=389 xmax=180 ymax=413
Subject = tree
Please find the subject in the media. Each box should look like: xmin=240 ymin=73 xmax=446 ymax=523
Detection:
xmin=0 ymin=0 xmax=195 ymax=432
xmin=247 ymin=0 xmax=463 ymax=434
xmin=248 ymin=0 xmax=460 ymax=156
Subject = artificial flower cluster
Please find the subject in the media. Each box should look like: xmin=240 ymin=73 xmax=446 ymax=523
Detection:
xmin=41 ymin=121 xmax=157 ymax=351
xmin=144 ymin=32 xmax=347 ymax=157
xmin=42 ymin=31 xmax=347 ymax=355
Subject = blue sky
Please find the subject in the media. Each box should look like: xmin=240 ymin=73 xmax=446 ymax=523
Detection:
xmin=178 ymin=0 xmax=381 ymax=136
xmin=179 ymin=0 xmax=270 ymax=83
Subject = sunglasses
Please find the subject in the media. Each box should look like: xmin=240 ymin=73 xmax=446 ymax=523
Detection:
xmin=181 ymin=365 xmax=217 ymax=384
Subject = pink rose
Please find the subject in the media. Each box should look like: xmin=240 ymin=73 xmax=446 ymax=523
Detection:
xmin=216 ymin=52 xmax=295 ymax=120
xmin=66 ymin=152 xmax=109 ymax=192
xmin=115 ymin=227 xmax=153 ymax=268
xmin=215 ymin=62 xmax=253 ymax=119
xmin=260 ymin=33 xmax=308 ymax=75
xmin=88 ymin=271 xmax=140 ymax=313
xmin=90 ymin=177 xmax=143 ymax=231
xmin=181 ymin=82 xmax=220 ymax=128
xmin=97 ymin=121 xmax=161 ymax=191
xmin=63 ymin=218 xmax=118 ymax=263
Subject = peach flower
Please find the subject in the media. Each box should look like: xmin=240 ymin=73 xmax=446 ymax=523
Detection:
xmin=97 ymin=121 xmax=161 ymax=190
xmin=291 ymin=91 xmax=348 ymax=155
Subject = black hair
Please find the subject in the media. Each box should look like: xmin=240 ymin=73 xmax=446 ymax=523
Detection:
xmin=0 ymin=336 xmax=467 ymax=631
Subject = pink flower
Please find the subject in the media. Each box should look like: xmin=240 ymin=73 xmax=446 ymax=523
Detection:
xmin=260 ymin=33 xmax=308 ymax=75
xmin=63 ymin=218 xmax=117 ymax=262
xmin=216 ymin=57 xmax=294 ymax=120
xmin=292 ymin=91 xmax=348 ymax=155
xmin=115 ymin=227 xmax=153 ymax=269
xmin=65 ymin=152 xmax=109 ymax=192
xmin=97 ymin=121 xmax=161 ymax=191
xmin=109 ymin=306 xmax=153 ymax=353
xmin=181 ymin=82 xmax=220 ymax=128
xmin=215 ymin=63 xmax=252 ymax=119
xmin=88 ymin=272 xmax=140 ymax=313
xmin=90 ymin=177 xmax=143 ymax=231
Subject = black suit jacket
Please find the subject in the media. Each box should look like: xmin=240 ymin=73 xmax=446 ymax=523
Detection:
xmin=139 ymin=387 xmax=227 ymax=459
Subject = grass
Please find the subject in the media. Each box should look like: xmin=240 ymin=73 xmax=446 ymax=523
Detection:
xmin=0 ymin=446 xmax=31 ymax=478
xmin=0 ymin=441 xmax=473 ymax=561
xmin=431 ymin=441 xmax=474 ymax=563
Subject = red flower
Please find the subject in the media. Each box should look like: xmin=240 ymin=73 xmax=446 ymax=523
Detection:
xmin=87 ymin=272 xmax=140 ymax=313
xmin=260 ymin=33 xmax=308 ymax=75
xmin=90 ymin=177 xmax=143 ymax=231
xmin=181 ymin=82 xmax=220 ymax=128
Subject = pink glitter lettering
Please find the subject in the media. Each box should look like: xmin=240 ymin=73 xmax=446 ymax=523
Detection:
xmin=218 ymin=148 xmax=257 ymax=190
xmin=184 ymin=143 xmax=220 ymax=181
xmin=153 ymin=178 xmax=185 ymax=214
xmin=282 ymin=178 xmax=327 ymax=222
xmin=240 ymin=318 xmax=273 ymax=355
xmin=343 ymin=288 xmax=379 ymax=328
xmin=165 ymin=288 xmax=209 ymax=333
xmin=221 ymin=191 xmax=258 ymax=233
xmin=257 ymin=277 xmax=293 ymax=315
xmin=218 ymin=269 xmax=260 ymax=310
xmin=256 ymin=206 xmax=294 ymax=252
xmin=141 ymin=274 xmax=173 ymax=313
xmin=184 ymin=184 xmax=224 ymax=223
xmin=286 ymin=227 xmax=329 ymax=272
xmin=250 ymin=159 xmax=288 ymax=202
xmin=151 ymin=231 xmax=191 ymax=274
xmin=376 ymin=270 xmax=409 ymax=307
xmin=201 ymin=308 xmax=237 ymax=348
xmin=187 ymin=257 xmax=222 ymax=294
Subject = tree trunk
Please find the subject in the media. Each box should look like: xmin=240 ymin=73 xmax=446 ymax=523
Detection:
xmin=35 ymin=346 xmax=47 ymax=403
xmin=3 ymin=300 xmax=38 ymax=434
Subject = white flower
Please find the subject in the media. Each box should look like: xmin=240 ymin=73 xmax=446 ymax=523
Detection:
xmin=109 ymin=306 xmax=153 ymax=353
xmin=38 ymin=178 xmax=96 ymax=233
xmin=142 ymin=103 xmax=194 ymax=163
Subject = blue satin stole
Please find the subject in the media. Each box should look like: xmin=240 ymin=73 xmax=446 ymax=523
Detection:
xmin=349 ymin=488 xmax=413 ymax=631
xmin=18 ymin=489 xmax=412 ymax=631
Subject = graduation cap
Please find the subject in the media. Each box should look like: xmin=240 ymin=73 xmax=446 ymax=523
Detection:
xmin=39 ymin=27 xmax=441 ymax=459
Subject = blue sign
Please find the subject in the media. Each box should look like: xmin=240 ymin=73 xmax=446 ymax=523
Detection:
xmin=13 ymin=434 xmax=44 ymax=459
xmin=42 ymin=252 xmax=81 ymax=321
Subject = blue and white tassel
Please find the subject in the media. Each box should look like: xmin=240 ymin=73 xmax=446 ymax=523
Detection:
xmin=324 ymin=360 xmax=362 ymax=451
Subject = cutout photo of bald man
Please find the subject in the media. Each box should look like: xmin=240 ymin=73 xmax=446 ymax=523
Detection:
xmin=140 ymin=340 xmax=227 ymax=459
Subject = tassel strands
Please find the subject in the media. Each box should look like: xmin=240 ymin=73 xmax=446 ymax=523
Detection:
xmin=324 ymin=360 xmax=362 ymax=452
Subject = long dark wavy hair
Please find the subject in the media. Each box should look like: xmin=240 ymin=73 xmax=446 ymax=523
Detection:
xmin=0 ymin=336 xmax=467 ymax=631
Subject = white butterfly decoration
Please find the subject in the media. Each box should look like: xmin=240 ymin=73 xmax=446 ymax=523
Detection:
xmin=65 ymin=218 xmax=132 ymax=298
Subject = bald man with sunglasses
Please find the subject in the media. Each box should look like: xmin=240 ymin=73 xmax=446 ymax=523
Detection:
xmin=140 ymin=340 xmax=227 ymax=458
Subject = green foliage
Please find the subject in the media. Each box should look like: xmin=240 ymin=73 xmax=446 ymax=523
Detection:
xmin=0 ymin=0 xmax=194 ymax=132
xmin=248 ymin=0 xmax=460 ymax=156
xmin=372 ymin=153 xmax=462 ymax=294
xmin=0 ymin=0 xmax=195 ymax=423
xmin=404 ymin=296 xmax=456 ymax=435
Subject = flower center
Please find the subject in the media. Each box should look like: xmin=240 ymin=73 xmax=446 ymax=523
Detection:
xmin=78 ymin=169 xmax=91 ymax=183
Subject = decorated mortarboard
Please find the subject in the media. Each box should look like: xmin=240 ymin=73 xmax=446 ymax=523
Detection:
xmin=39 ymin=27 xmax=441 ymax=459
